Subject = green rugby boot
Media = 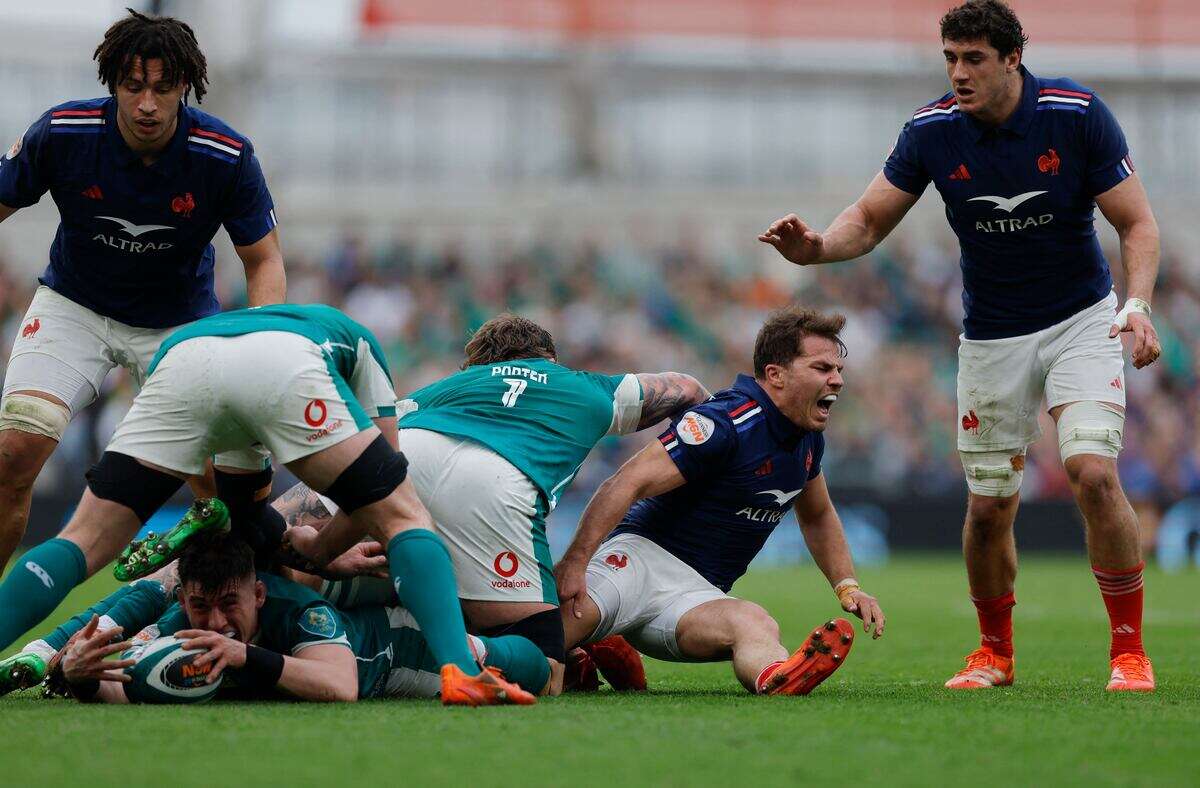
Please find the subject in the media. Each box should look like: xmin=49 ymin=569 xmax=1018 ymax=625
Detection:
xmin=114 ymin=498 xmax=230 ymax=582
xmin=0 ymin=652 xmax=48 ymax=698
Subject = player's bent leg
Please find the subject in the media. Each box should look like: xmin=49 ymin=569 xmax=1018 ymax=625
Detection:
xmin=0 ymin=448 xmax=187 ymax=649
xmin=287 ymin=434 xmax=511 ymax=699
xmin=470 ymin=603 xmax=565 ymax=695
xmin=0 ymin=394 xmax=69 ymax=569
xmin=674 ymin=598 xmax=788 ymax=692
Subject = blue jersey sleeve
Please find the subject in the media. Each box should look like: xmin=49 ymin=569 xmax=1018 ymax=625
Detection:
xmin=658 ymin=406 xmax=735 ymax=483
xmin=1082 ymin=94 xmax=1133 ymax=197
xmin=0 ymin=111 xmax=52 ymax=209
xmin=806 ymin=433 xmax=825 ymax=481
xmin=882 ymin=122 xmax=930 ymax=196
xmin=222 ymin=145 xmax=278 ymax=246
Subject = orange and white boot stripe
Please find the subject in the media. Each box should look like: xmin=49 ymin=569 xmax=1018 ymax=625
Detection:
xmin=947 ymin=666 xmax=1008 ymax=687
xmin=944 ymin=648 xmax=1014 ymax=689
xmin=1106 ymin=654 xmax=1155 ymax=692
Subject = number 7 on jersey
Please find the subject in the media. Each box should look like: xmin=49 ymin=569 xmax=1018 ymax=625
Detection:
xmin=501 ymin=378 xmax=528 ymax=408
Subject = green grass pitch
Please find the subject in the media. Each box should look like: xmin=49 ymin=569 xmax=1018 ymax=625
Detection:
xmin=1 ymin=555 xmax=1197 ymax=787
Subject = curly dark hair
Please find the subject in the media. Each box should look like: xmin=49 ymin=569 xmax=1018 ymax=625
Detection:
xmin=94 ymin=8 xmax=209 ymax=103
xmin=177 ymin=532 xmax=255 ymax=594
xmin=940 ymin=0 xmax=1028 ymax=57
xmin=462 ymin=313 xmax=557 ymax=368
xmin=753 ymin=306 xmax=847 ymax=378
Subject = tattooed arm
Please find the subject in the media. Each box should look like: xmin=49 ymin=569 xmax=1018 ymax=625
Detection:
xmin=272 ymin=483 xmax=335 ymax=530
xmin=272 ymin=483 xmax=388 ymax=578
xmin=634 ymin=372 xmax=710 ymax=431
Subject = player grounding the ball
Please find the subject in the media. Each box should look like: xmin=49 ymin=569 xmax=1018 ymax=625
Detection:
xmin=759 ymin=0 xmax=1160 ymax=691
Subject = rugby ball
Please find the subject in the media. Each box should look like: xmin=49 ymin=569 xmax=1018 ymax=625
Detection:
xmin=123 ymin=636 xmax=223 ymax=704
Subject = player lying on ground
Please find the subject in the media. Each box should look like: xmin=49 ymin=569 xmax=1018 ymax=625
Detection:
xmin=0 ymin=8 xmax=286 ymax=570
xmin=0 ymin=304 xmax=535 ymax=705
xmin=1 ymin=534 xmax=539 ymax=704
xmin=555 ymin=307 xmax=885 ymax=696
xmin=282 ymin=313 xmax=709 ymax=693
xmin=759 ymin=0 xmax=1158 ymax=691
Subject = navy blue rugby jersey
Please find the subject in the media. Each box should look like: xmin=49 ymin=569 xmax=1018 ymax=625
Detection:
xmin=613 ymin=374 xmax=824 ymax=593
xmin=883 ymin=66 xmax=1134 ymax=340
xmin=0 ymin=97 xmax=277 ymax=328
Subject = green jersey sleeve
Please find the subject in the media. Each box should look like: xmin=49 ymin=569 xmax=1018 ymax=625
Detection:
xmin=600 ymin=372 xmax=644 ymax=436
xmin=284 ymin=602 xmax=351 ymax=654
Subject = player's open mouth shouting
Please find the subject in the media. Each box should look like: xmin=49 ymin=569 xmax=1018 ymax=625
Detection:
xmin=815 ymin=392 xmax=838 ymax=421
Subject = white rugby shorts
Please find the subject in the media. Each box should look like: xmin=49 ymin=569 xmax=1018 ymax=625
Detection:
xmin=399 ymin=428 xmax=554 ymax=605
xmin=106 ymin=331 xmax=394 ymax=474
xmin=584 ymin=532 xmax=727 ymax=662
xmin=957 ymin=291 xmax=1125 ymax=453
xmin=3 ymin=285 xmax=177 ymax=413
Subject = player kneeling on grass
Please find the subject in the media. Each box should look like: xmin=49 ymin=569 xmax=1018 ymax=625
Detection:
xmin=10 ymin=534 xmax=540 ymax=704
xmin=555 ymin=306 xmax=885 ymax=695
xmin=0 ymin=303 xmax=533 ymax=706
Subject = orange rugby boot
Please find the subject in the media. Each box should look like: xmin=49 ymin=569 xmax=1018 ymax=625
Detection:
xmin=583 ymin=636 xmax=647 ymax=691
xmin=563 ymin=647 xmax=601 ymax=692
xmin=440 ymin=665 xmax=537 ymax=706
xmin=1106 ymin=653 xmax=1155 ymax=692
xmin=764 ymin=618 xmax=854 ymax=696
xmin=944 ymin=647 xmax=1014 ymax=689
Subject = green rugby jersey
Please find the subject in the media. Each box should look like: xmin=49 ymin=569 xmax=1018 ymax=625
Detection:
xmin=148 ymin=573 xmax=431 ymax=699
xmin=398 ymin=358 xmax=644 ymax=508
xmin=148 ymin=303 xmax=392 ymax=388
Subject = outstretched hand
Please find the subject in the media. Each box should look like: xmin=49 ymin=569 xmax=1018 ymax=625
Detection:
xmin=840 ymin=589 xmax=886 ymax=639
xmin=758 ymin=214 xmax=825 ymax=265
xmin=61 ymin=615 xmax=135 ymax=685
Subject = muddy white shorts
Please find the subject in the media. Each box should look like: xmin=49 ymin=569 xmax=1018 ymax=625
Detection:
xmin=957 ymin=291 xmax=1126 ymax=452
xmin=107 ymin=331 xmax=394 ymax=474
xmin=584 ymin=532 xmax=727 ymax=662
xmin=2 ymin=285 xmax=177 ymax=413
xmin=398 ymin=428 xmax=554 ymax=605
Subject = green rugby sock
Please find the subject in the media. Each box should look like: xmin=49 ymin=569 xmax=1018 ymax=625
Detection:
xmin=42 ymin=583 xmax=134 ymax=650
xmin=480 ymin=635 xmax=550 ymax=694
xmin=0 ymin=538 xmax=86 ymax=651
xmin=385 ymin=530 xmax=477 ymax=673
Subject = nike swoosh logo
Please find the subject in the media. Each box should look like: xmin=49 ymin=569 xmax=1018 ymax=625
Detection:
xmin=96 ymin=216 xmax=174 ymax=237
xmin=757 ymin=488 xmax=804 ymax=506
xmin=966 ymin=191 xmax=1047 ymax=213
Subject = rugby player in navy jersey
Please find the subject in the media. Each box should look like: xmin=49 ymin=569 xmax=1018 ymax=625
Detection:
xmin=760 ymin=0 xmax=1159 ymax=691
xmin=555 ymin=308 xmax=885 ymax=696
xmin=0 ymin=10 xmax=286 ymax=570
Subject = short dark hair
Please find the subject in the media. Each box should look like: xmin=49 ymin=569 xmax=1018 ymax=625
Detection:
xmin=940 ymin=0 xmax=1028 ymax=57
xmin=753 ymin=306 xmax=846 ymax=378
xmin=177 ymin=533 xmax=255 ymax=594
xmin=94 ymin=8 xmax=209 ymax=103
xmin=463 ymin=313 xmax=557 ymax=368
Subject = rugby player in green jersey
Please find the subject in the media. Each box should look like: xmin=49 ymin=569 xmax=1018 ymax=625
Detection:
xmin=0 ymin=304 xmax=533 ymax=705
xmin=27 ymin=534 xmax=540 ymax=704
xmin=284 ymin=313 xmax=709 ymax=692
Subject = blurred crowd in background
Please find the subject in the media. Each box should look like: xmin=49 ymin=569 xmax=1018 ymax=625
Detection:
xmin=2 ymin=229 xmax=1197 ymax=536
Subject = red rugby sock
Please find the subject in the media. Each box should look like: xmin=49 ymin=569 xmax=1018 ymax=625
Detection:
xmin=972 ymin=591 xmax=1015 ymax=657
xmin=755 ymin=660 xmax=785 ymax=694
xmin=1092 ymin=562 xmax=1145 ymax=659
